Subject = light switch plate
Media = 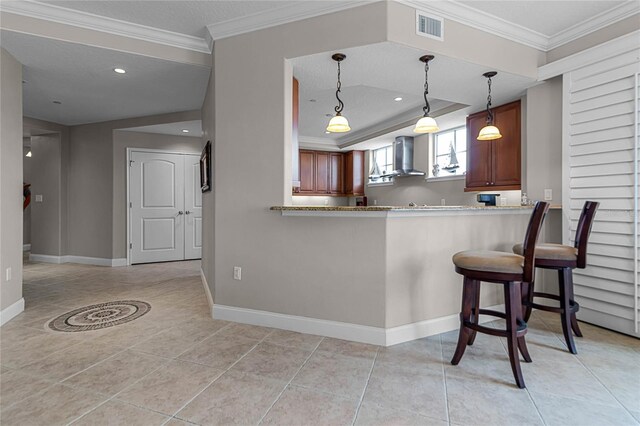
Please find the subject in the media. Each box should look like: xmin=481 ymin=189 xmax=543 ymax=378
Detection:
xmin=544 ymin=189 xmax=553 ymax=201
xmin=233 ymin=266 xmax=241 ymax=281
xmin=35 ymin=194 xmax=43 ymax=202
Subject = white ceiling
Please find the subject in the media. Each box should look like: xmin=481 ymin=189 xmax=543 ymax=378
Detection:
xmin=293 ymin=42 xmax=535 ymax=147
xmin=122 ymin=120 xmax=203 ymax=137
xmin=0 ymin=30 xmax=210 ymax=125
xmin=456 ymin=0 xmax=628 ymax=37
xmin=44 ymin=0 xmax=306 ymax=38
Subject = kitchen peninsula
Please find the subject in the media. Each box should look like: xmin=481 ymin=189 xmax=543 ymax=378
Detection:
xmin=266 ymin=205 xmax=554 ymax=346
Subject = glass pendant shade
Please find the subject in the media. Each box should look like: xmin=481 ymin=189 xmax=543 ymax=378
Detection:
xmin=326 ymin=114 xmax=351 ymax=133
xmin=477 ymin=124 xmax=502 ymax=141
xmin=413 ymin=115 xmax=439 ymax=134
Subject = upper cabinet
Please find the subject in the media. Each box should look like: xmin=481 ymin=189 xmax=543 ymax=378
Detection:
xmin=294 ymin=149 xmax=364 ymax=196
xmin=465 ymin=100 xmax=521 ymax=192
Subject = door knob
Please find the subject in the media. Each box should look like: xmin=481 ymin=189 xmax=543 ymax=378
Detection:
xmin=177 ymin=211 xmax=184 ymax=215
xmin=185 ymin=210 xmax=191 ymax=215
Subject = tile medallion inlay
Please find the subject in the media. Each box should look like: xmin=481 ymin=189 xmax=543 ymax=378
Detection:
xmin=47 ymin=300 xmax=151 ymax=332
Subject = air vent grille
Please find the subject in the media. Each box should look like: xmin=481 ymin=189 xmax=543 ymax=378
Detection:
xmin=416 ymin=11 xmax=444 ymax=41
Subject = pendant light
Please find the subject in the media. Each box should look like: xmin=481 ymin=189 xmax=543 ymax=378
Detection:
xmin=413 ymin=55 xmax=439 ymax=134
xmin=326 ymin=53 xmax=350 ymax=133
xmin=477 ymin=71 xmax=502 ymax=141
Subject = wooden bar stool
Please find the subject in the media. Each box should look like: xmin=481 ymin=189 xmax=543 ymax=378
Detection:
xmin=513 ymin=201 xmax=599 ymax=354
xmin=451 ymin=201 xmax=550 ymax=388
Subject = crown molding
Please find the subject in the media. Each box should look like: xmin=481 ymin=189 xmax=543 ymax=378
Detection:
xmin=538 ymin=30 xmax=640 ymax=81
xmin=546 ymin=1 xmax=640 ymax=50
xmin=398 ymin=0 xmax=549 ymax=50
xmin=0 ymin=1 xmax=211 ymax=54
xmin=206 ymin=1 xmax=370 ymax=41
xmin=398 ymin=0 xmax=639 ymax=52
xmin=298 ymin=136 xmax=341 ymax=151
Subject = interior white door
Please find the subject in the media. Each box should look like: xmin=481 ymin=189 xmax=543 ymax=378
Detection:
xmin=130 ymin=151 xmax=185 ymax=264
xmin=184 ymin=154 xmax=203 ymax=259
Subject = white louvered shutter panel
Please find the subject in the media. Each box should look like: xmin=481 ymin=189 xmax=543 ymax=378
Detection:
xmin=565 ymin=47 xmax=640 ymax=337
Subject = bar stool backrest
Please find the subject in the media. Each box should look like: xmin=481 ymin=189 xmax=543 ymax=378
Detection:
xmin=574 ymin=201 xmax=600 ymax=269
xmin=522 ymin=201 xmax=550 ymax=283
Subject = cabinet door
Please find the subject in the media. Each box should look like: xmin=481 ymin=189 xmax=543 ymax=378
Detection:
xmin=465 ymin=112 xmax=493 ymax=189
xmin=315 ymin=152 xmax=330 ymax=194
xmin=492 ymin=102 xmax=521 ymax=187
xmin=299 ymin=150 xmax=315 ymax=193
xmin=329 ymin=153 xmax=344 ymax=194
xmin=344 ymin=151 xmax=365 ymax=196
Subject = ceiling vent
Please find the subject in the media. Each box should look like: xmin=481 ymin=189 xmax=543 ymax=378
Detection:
xmin=416 ymin=10 xmax=444 ymax=41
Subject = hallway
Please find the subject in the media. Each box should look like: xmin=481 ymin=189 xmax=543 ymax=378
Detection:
xmin=1 ymin=259 xmax=638 ymax=425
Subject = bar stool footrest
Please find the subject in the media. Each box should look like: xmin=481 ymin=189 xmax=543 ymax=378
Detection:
xmin=462 ymin=308 xmax=527 ymax=337
xmin=527 ymin=292 xmax=580 ymax=314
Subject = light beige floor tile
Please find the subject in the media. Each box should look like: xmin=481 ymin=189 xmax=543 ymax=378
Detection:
xmin=0 ymin=383 xmax=107 ymax=426
xmin=446 ymin=375 xmax=543 ymax=425
xmin=72 ymin=400 xmax=169 ymax=425
xmin=20 ymin=340 xmax=126 ymax=381
xmin=630 ymin=410 xmax=640 ymax=423
xmin=0 ymin=368 xmax=54 ymax=408
xmin=363 ymin=362 xmax=448 ymax=421
xmin=586 ymin=363 xmax=640 ymax=412
xmin=443 ymin=344 xmax=520 ymax=385
xmin=317 ymin=337 xmax=379 ymax=360
xmin=116 ymin=359 xmax=224 ymax=415
xmin=176 ymin=370 xmax=286 ymax=425
xmin=131 ymin=319 xmax=228 ymax=359
xmin=0 ymin=331 xmax=85 ymax=369
xmin=355 ymin=401 xmax=448 ymax=426
xmin=376 ymin=337 xmax=443 ymax=373
xmin=63 ymin=350 xmax=165 ymax=396
xmin=292 ymin=350 xmax=373 ymax=398
xmin=263 ymin=329 xmax=324 ymax=350
xmin=262 ymin=385 xmax=358 ymax=425
xmin=531 ymin=391 xmax=637 ymax=426
xmin=216 ymin=322 xmax=274 ymax=340
xmin=231 ymin=342 xmax=312 ymax=381
xmin=163 ymin=418 xmax=192 ymax=426
xmin=177 ymin=334 xmax=258 ymax=369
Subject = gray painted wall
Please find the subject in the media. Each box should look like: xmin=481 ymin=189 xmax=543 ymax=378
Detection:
xmin=31 ymin=134 xmax=64 ymax=256
xmin=201 ymin=64 xmax=215 ymax=292
xmin=111 ymin=130 xmax=201 ymax=259
xmin=23 ymin=140 xmax=31 ymax=246
xmin=1 ymin=48 xmax=23 ymax=312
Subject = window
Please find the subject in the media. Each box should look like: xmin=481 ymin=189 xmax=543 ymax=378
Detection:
xmin=431 ymin=126 xmax=467 ymax=178
xmin=369 ymin=145 xmax=393 ymax=183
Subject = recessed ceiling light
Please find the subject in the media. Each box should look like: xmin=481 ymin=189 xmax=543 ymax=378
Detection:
xmin=113 ymin=68 xmax=126 ymax=74
xmin=181 ymin=129 xmax=189 ymax=133
xmin=52 ymin=100 xmax=62 ymax=104
xmin=394 ymin=97 xmax=403 ymax=102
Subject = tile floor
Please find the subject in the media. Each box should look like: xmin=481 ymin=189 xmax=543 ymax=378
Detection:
xmin=1 ymin=258 xmax=639 ymax=425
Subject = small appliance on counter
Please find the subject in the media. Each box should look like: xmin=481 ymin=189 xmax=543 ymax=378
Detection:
xmin=477 ymin=193 xmax=500 ymax=206
xmin=356 ymin=196 xmax=368 ymax=206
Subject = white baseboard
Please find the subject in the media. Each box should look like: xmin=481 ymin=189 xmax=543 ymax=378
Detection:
xmin=0 ymin=298 xmax=25 ymax=326
xmin=200 ymin=268 xmax=214 ymax=310
xmin=29 ymin=254 xmax=127 ymax=267
xmin=212 ymin=303 xmax=505 ymax=346
xmin=23 ymin=244 xmax=31 ymax=251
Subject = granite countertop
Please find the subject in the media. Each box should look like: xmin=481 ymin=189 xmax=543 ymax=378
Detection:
xmin=270 ymin=205 xmax=561 ymax=212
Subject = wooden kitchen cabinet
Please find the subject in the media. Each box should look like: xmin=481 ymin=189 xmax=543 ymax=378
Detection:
xmin=465 ymin=100 xmax=521 ymax=192
xmin=294 ymin=149 xmax=364 ymax=196
xmin=344 ymin=150 xmax=365 ymax=196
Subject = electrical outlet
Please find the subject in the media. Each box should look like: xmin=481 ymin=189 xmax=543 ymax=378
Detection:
xmin=35 ymin=194 xmax=43 ymax=202
xmin=500 ymin=197 xmax=507 ymax=206
xmin=544 ymin=189 xmax=553 ymax=201
xmin=373 ymin=199 xmax=377 ymax=206
xmin=441 ymin=198 xmax=446 ymax=206
xmin=5 ymin=267 xmax=11 ymax=281
xmin=233 ymin=266 xmax=242 ymax=281
xmin=324 ymin=199 xmax=329 ymax=206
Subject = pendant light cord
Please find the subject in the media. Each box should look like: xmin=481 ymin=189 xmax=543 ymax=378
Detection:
xmin=334 ymin=60 xmax=344 ymax=115
xmin=423 ymin=60 xmax=431 ymax=117
xmin=485 ymin=76 xmax=494 ymax=125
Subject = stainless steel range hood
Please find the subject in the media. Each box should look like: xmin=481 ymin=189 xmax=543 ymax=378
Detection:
xmin=383 ymin=136 xmax=426 ymax=177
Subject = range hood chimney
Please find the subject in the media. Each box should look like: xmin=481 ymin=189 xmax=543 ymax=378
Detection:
xmin=385 ymin=136 xmax=426 ymax=177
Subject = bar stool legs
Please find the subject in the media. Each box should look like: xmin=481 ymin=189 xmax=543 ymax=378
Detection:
xmin=451 ymin=277 xmax=531 ymax=389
